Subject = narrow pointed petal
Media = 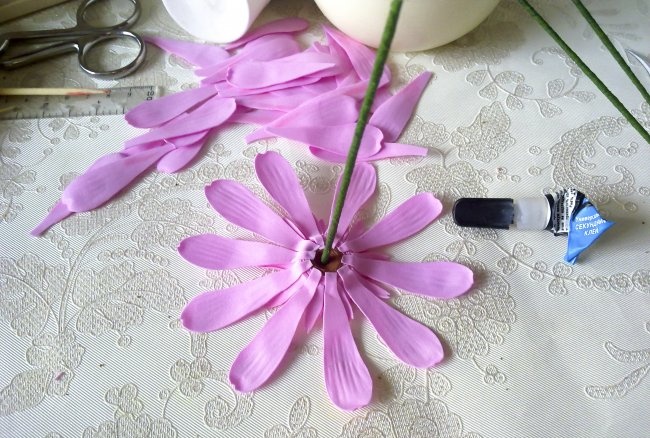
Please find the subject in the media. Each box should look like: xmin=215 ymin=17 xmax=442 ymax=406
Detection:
xmin=263 ymin=94 xmax=359 ymax=129
xmin=341 ymin=267 xmax=444 ymax=368
xmin=124 ymin=98 xmax=236 ymax=147
xmin=61 ymin=145 xmax=174 ymax=212
xmin=224 ymin=17 xmax=310 ymax=50
xmin=216 ymin=75 xmax=321 ymax=97
xmin=267 ymin=124 xmax=382 ymax=158
xmin=125 ymin=86 xmax=219 ymax=128
xmin=303 ymin=279 xmax=324 ymax=333
xmin=323 ymin=272 xmax=372 ymax=410
xmin=236 ymin=88 xmax=317 ymax=111
xmin=181 ymin=262 xmax=310 ymax=332
xmin=156 ymin=140 xmax=205 ymax=173
xmin=31 ymin=202 xmax=72 ymax=236
xmin=229 ymin=108 xmax=284 ymax=125
xmin=145 ymin=36 xmax=230 ymax=67
xmin=329 ymin=163 xmax=376 ymax=242
xmin=309 ymin=141 xmax=427 ymax=163
xmin=255 ymin=152 xmax=320 ymax=239
xmin=179 ymin=234 xmax=298 ymax=269
xmin=341 ymin=193 xmax=442 ymax=252
xmin=369 ymin=72 xmax=432 ymax=142
xmin=343 ymin=255 xmax=473 ymax=299
xmin=227 ymin=52 xmax=337 ymax=89
xmin=205 ymin=179 xmax=303 ymax=248
xmin=229 ymin=269 xmax=319 ymax=391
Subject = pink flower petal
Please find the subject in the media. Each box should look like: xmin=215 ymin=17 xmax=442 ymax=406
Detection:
xmin=205 ymin=179 xmax=304 ymax=249
xmin=145 ymin=36 xmax=230 ymax=67
xmin=156 ymin=141 xmax=204 ymax=173
xmin=343 ymin=255 xmax=473 ymax=299
xmin=255 ymin=152 xmax=321 ymax=241
xmin=227 ymin=52 xmax=337 ymax=89
xmin=308 ymin=141 xmax=428 ymax=162
xmin=181 ymin=261 xmax=311 ymax=332
xmin=229 ymin=108 xmax=284 ymax=125
xmin=215 ymin=75 xmax=321 ymax=97
xmin=323 ymin=272 xmax=372 ymax=410
xmin=31 ymin=202 xmax=72 ymax=236
xmin=224 ymin=17 xmax=310 ymax=50
xmin=124 ymin=98 xmax=236 ymax=147
xmin=329 ymin=163 xmax=376 ymax=243
xmin=266 ymin=124 xmax=382 ymax=158
xmin=61 ymin=144 xmax=174 ymax=212
xmin=369 ymin=72 xmax=432 ymax=142
xmin=340 ymin=193 xmax=442 ymax=252
xmin=236 ymin=88 xmax=318 ymax=111
xmin=303 ymin=279 xmax=324 ymax=333
xmin=125 ymin=86 xmax=219 ymax=128
xmin=340 ymin=267 xmax=444 ymax=368
xmin=229 ymin=269 xmax=321 ymax=391
xmin=179 ymin=234 xmax=298 ymax=269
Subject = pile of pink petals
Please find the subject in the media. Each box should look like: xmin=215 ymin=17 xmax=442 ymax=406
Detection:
xmin=179 ymin=151 xmax=473 ymax=411
xmin=32 ymin=18 xmax=433 ymax=236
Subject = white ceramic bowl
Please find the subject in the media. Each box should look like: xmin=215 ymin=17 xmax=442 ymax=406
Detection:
xmin=314 ymin=0 xmax=501 ymax=51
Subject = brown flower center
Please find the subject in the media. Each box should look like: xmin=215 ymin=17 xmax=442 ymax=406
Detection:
xmin=311 ymin=248 xmax=343 ymax=272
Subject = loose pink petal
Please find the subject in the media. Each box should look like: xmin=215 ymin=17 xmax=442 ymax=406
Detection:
xmin=145 ymin=36 xmax=230 ymax=67
xmin=229 ymin=269 xmax=320 ymax=391
xmin=181 ymin=261 xmax=311 ymax=332
xmin=255 ymin=152 xmax=321 ymax=241
xmin=205 ymin=179 xmax=303 ymax=249
xmin=124 ymin=98 xmax=236 ymax=147
xmin=179 ymin=234 xmax=298 ymax=270
xmin=227 ymin=52 xmax=337 ymax=89
xmin=261 ymin=92 xmax=360 ymax=131
xmin=303 ymin=279 xmax=324 ymax=333
xmin=343 ymin=255 xmax=473 ymax=299
xmin=369 ymin=72 xmax=432 ymax=142
xmin=31 ymin=202 xmax=72 ymax=236
xmin=266 ymin=124 xmax=382 ymax=158
xmin=329 ymin=163 xmax=376 ymax=243
xmin=236 ymin=88 xmax=318 ymax=111
xmin=156 ymin=141 xmax=204 ymax=173
xmin=215 ymin=75 xmax=321 ymax=97
xmin=341 ymin=267 xmax=444 ymax=368
xmin=125 ymin=86 xmax=219 ymax=128
xmin=341 ymin=193 xmax=442 ymax=252
xmin=61 ymin=144 xmax=175 ymax=212
xmin=229 ymin=108 xmax=284 ymax=125
xmin=323 ymin=272 xmax=372 ymax=410
xmin=197 ymin=35 xmax=301 ymax=82
xmin=224 ymin=17 xmax=310 ymax=50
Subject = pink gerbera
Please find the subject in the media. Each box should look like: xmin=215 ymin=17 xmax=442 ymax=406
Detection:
xmin=179 ymin=151 xmax=473 ymax=410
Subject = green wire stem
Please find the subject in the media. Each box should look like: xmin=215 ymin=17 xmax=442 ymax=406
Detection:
xmin=516 ymin=0 xmax=650 ymax=144
xmin=320 ymin=0 xmax=403 ymax=264
xmin=571 ymin=0 xmax=650 ymax=106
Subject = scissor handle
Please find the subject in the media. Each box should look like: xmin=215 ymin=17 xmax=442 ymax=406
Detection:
xmin=76 ymin=0 xmax=141 ymax=32
xmin=77 ymin=30 xmax=147 ymax=79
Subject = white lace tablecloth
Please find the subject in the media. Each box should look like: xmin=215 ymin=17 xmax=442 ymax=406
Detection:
xmin=2 ymin=1 xmax=649 ymax=437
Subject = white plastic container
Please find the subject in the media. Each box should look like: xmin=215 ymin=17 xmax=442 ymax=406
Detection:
xmin=314 ymin=0 xmax=501 ymax=51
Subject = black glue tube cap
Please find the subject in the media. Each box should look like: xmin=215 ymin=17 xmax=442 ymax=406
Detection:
xmin=452 ymin=198 xmax=514 ymax=229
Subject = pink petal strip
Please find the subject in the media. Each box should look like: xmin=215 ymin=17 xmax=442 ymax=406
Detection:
xmin=229 ymin=269 xmax=321 ymax=391
xmin=61 ymin=144 xmax=174 ymax=212
xmin=340 ymin=267 xmax=444 ymax=368
xmin=224 ymin=18 xmax=310 ymax=50
xmin=329 ymin=163 xmax=376 ymax=242
xmin=303 ymin=278 xmax=324 ymax=333
xmin=229 ymin=108 xmax=284 ymax=125
xmin=215 ymin=75 xmax=321 ymax=97
xmin=123 ymin=98 xmax=236 ymax=147
xmin=179 ymin=234 xmax=298 ymax=270
xmin=308 ymin=141 xmax=428 ymax=163
xmin=197 ymin=35 xmax=301 ymax=81
xmin=31 ymin=202 xmax=72 ymax=236
xmin=266 ymin=124 xmax=382 ymax=158
xmin=156 ymin=140 xmax=204 ymax=173
xmin=227 ymin=52 xmax=337 ymax=89
xmin=323 ymin=272 xmax=372 ymax=410
xmin=343 ymin=255 xmax=473 ymax=299
xmin=369 ymin=72 xmax=432 ymax=142
xmin=181 ymin=262 xmax=311 ymax=332
xmin=340 ymin=193 xmax=442 ymax=252
xmin=205 ymin=179 xmax=303 ymax=249
xmin=145 ymin=36 xmax=230 ymax=67
xmin=125 ymin=86 xmax=219 ymax=128
xmin=236 ymin=88 xmax=318 ymax=111
xmin=255 ymin=152 xmax=321 ymax=241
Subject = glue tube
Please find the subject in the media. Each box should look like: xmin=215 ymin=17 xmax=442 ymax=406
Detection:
xmin=452 ymin=189 xmax=614 ymax=264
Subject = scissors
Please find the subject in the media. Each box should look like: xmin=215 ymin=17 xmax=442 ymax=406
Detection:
xmin=0 ymin=0 xmax=146 ymax=79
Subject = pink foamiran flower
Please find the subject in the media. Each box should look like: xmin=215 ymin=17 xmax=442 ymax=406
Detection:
xmin=179 ymin=151 xmax=473 ymax=411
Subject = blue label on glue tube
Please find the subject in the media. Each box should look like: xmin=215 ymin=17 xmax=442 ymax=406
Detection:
xmin=563 ymin=190 xmax=614 ymax=264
